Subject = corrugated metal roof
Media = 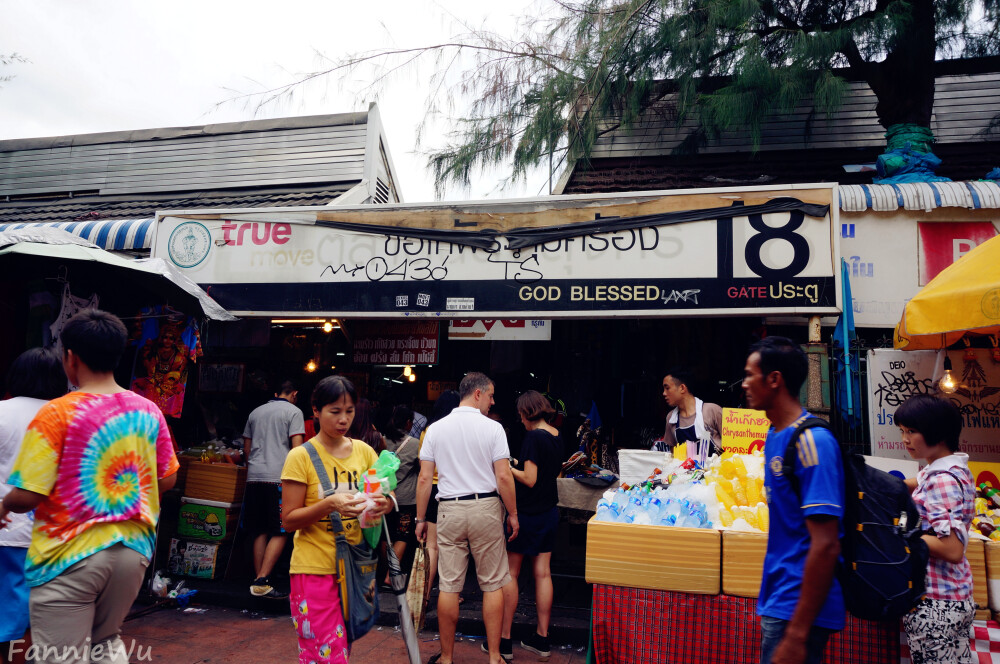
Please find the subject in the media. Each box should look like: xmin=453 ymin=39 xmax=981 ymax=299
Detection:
xmin=0 ymin=114 xmax=372 ymax=198
xmin=589 ymin=71 xmax=1000 ymax=158
xmin=839 ymin=181 xmax=1000 ymax=212
xmin=0 ymin=185 xmax=353 ymax=226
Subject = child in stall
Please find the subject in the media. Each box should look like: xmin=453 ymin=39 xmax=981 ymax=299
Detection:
xmin=898 ymin=394 xmax=975 ymax=664
xmin=280 ymin=376 xmax=394 ymax=664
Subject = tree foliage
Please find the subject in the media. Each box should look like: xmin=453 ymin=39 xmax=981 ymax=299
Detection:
xmin=262 ymin=1 xmax=1000 ymax=193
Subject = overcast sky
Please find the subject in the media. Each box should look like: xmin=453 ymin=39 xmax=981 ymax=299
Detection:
xmin=0 ymin=0 xmax=552 ymax=202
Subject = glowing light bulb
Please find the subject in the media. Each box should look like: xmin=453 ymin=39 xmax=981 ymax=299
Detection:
xmin=408 ymin=373 xmax=416 ymax=382
xmin=939 ymin=356 xmax=957 ymax=394
xmin=305 ymin=360 xmax=317 ymax=373
xmin=323 ymin=321 xmax=333 ymax=333
xmin=403 ymin=365 xmax=412 ymax=377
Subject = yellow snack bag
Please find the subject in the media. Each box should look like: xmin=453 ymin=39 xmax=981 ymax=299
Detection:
xmin=732 ymin=479 xmax=748 ymax=506
xmin=732 ymin=456 xmax=748 ymax=480
xmin=757 ymin=503 xmax=769 ymax=532
xmin=715 ymin=482 xmax=736 ymax=510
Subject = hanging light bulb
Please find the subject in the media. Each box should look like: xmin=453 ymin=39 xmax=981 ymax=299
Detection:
xmin=305 ymin=360 xmax=318 ymax=373
xmin=323 ymin=321 xmax=334 ymax=333
xmin=938 ymin=356 xmax=958 ymax=394
xmin=408 ymin=373 xmax=416 ymax=383
xmin=403 ymin=365 xmax=412 ymax=377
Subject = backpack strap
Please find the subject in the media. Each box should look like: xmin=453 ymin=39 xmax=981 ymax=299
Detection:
xmin=303 ymin=439 xmax=347 ymax=537
xmin=781 ymin=416 xmax=833 ymax=502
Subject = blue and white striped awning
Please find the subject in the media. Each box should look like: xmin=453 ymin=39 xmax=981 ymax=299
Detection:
xmin=0 ymin=219 xmax=154 ymax=250
xmin=840 ymin=181 xmax=1000 ymax=213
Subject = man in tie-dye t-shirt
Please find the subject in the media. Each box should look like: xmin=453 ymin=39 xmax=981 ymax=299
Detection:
xmin=0 ymin=309 xmax=178 ymax=664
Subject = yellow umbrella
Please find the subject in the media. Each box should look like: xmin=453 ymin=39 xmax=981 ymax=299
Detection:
xmin=895 ymin=233 xmax=1000 ymax=350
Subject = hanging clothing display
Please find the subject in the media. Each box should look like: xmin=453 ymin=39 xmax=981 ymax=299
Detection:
xmin=130 ymin=307 xmax=202 ymax=418
xmin=49 ymin=284 xmax=99 ymax=349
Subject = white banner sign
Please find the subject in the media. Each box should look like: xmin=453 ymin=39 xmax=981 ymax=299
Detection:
xmin=152 ymin=189 xmax=837 ymax=317
xmin=867 ymin=348 xmax=1000 ymax=461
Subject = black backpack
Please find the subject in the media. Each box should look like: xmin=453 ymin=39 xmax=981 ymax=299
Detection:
xmin=782 ymin=417 xmax=929 ymax=621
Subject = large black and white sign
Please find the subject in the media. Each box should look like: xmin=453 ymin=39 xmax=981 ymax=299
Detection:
xmin=153 ymin=188 xmax=838 ymax=317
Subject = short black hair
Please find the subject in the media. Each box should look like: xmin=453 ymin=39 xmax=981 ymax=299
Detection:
xmin=60 ymin=309 xmax=128 ymax=373
xmin=459 ymin=372 xmax=493 ymax=400
xmin=895 ymin=394 xmax=963 ymax=452
xmin=428 ymin=390 xmax=460 ymax=425
xmin=516 ymin=390 xmax=555 ymax=423
xmin=664 ymin=368 xmax=696 ymax=391
xmin=311 ymin=375 xmax=357 ymax=411
xmin=749 ymin=336 xmax=808 ymax=396
xmin=277 ymin=380 xmax=297 ymax=396
xmin=6 ymin=347 xmax=67 ymax=400
xmin=383 ymin=404 xmax=413 ymax=442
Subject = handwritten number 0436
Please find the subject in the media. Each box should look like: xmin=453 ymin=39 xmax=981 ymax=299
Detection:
xmin=364 ymin=257 xmax=448 ymax=281
xmin=743 ymin=211 xmax=811 ymax=279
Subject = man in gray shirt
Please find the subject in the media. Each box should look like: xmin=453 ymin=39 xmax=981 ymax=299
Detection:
xmin=243 ymin=380 xmax=304 ymax=597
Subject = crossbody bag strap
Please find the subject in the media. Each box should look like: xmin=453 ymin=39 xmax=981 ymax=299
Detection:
xmin=304 ymin=439 xmax=347 ymax=536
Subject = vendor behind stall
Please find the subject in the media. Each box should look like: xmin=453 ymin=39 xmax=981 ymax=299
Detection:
xmin=651 ymin=368 xmax=723 ymax=454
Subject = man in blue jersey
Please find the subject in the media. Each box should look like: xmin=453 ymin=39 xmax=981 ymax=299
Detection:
xmin=742 ymin=337 xmax=844 ymax=664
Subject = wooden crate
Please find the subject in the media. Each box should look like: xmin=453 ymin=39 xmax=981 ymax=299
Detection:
xmin=183 ymin=462 xmax=246 ymax=504
xmin=969 ymin=539 xmax=989 ymax=611
xmin=722 ymin=530 xmax=768 ymax=598
xmin=585 ymin=517 xmax=721 ymax=594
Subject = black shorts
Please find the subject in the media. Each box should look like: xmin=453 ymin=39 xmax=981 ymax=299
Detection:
xmin=426 ymin=484 xmax=439 ymax=524
xmin=243 ymin=482 xmax=284 ymax=536
xmin=507 ymin=506 xmax=559 ymax=556
xmin=386 ymin=505 xmax=417 ymax=546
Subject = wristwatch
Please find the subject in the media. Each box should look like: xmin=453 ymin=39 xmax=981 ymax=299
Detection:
xmin=415 ymin=518 xmax=426 ymax=523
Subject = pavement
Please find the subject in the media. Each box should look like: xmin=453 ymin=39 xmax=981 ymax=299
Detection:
xmin=122 ymin=604 xmax=590 ymax=664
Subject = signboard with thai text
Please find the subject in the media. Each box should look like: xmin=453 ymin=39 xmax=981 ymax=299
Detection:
xmin=867 ymin=349 xmax=1000 ymax=462
xmin=152 ymin=185 xmax=838 ymax=318
xmin=351 ymin=321 xmax=439 ymax=365
xmin=720 ymin=408 xmax=770 ymax=454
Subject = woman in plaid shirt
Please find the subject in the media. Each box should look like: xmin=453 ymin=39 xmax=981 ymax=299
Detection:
xmin=898 ymin=394 xmax=975 ymax=664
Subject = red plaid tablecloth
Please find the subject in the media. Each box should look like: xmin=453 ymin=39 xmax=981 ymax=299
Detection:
xmin=591 ymin=584 xmax=900 ymax=664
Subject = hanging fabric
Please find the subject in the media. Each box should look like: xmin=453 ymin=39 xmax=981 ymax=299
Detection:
xmin=129 ymin=306 xmax=202 ymax=417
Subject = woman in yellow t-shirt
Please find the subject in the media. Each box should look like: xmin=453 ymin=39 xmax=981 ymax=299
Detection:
xmin=281 ymin=376 xmax=393 ymax=664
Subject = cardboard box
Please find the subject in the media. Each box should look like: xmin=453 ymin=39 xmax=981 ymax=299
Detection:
xmin=985 ymin=540 xmax=1000 ymax=612
xmin=167 ymin=537 xmax=220 ymax=579
xmin=969 ymin=538 xmax=988 ymax=610
xmin=177 ymin=497 xmax=240 ymax=542
xmin=183 ymin=462 xmax=246 ymax=503
xmin=722 ymin=530 xmax=767 ymax=598
xmin=585 ymin=517 xmax=720 ymax=594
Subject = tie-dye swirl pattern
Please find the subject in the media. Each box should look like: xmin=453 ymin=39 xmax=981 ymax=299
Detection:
xmin=9 ymin=391 xmax=178 ymax=587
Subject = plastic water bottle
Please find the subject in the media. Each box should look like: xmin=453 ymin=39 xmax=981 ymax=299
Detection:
xmin=357 ymin=469 xmax=384 ymax=528
xmin=596 ymin=499 xmax=618 ymax=522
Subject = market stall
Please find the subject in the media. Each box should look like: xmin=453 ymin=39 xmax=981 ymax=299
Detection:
xmin=583 ymin=432 xmax=999 ymax=664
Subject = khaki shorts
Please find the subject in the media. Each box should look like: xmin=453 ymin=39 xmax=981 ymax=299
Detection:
xmin=436 ymin=496 xmax=510 ymax=593
xmin=29 ymin=543 xmax=149 ymax=664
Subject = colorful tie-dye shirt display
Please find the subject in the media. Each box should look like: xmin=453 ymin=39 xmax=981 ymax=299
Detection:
xmin=8 ymin=391 xmax=178 ymax=587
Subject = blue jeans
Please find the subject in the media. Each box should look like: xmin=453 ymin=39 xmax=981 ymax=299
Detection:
xmin=760 ymin=615 xmax=835 ymax=664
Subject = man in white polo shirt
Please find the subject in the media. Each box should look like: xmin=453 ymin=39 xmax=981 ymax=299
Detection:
xmin=416 ymin=372 xmax=519 ymax=664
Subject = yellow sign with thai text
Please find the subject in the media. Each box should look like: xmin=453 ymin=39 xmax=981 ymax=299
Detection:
xmin=721 ymin=408 xmax=770 ymax=454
